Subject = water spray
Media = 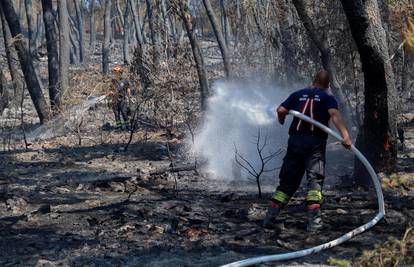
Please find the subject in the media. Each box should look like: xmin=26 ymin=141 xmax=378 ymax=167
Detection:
xmin=221 ymin=110 xmax=385 ymax=267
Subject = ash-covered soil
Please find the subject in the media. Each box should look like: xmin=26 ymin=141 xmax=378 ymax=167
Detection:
xmin=0 ymin=122 xmax=413 ymax=267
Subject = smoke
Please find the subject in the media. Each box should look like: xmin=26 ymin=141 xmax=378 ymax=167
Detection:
xmin=192 ymin=80 xmax=294 ymax=180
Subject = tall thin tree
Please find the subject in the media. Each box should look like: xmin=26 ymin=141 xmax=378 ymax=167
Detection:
xmin=41 ymin=0 xmax=59 ymax=111
xmin=58 ymin=0 xmax=70 ymax=107
xmin=73 ymin=0 xmax=85 ymax=63
xmin=202 ymin=0 xmax=231 ymax=78
xmin=0 ymin=0 xmax=52 ymax=123
xmin=174 ymin=1 xmax=209 ymax=110
xmin=24 ymin=0 xmax=35 ymax=53
xmin=89 ymin=0 xmax=96 ymax=50
xmin=102 ymin=0 xmax=112 ymax=74
xmin=0 ymin=7 xmax=24 ymax=102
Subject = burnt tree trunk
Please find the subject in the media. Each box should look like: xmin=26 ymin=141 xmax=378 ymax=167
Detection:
xmin=0 ymin=0 xmax=51 ymax=123
xmin=24 ymin=0 xmax=35 ymax=53
xmin=219 ymin=0 xmax=231 ymax=46
xmin=102 ymin=0 xmax=112 ymax=74
xmin=177 ymin=2 xmax=209 ymax=110
xmin=340 ymin=0 xmax=398 ymax=187
xmin=41 ymin=0 xmax=59 ymax=111
xmin=202 ymin=0 xmax=231 ymax=78
xmin=89 ymin=0 xmax=95 ymax=50
xmin=73 ymin=0 xmax=84 ymax=63
xmin=145 ymin=0 xmax=161 ymax=64
xmin=0 ymin=7 xmax=24 ymax=103
xmin=129 ymin=0 xmax=144 ymax=45
xmin=292 ymin=0 xmax=352 ymax=126
xmin=123 ymin=0 xmax=131 ymax=64
xmin=58 ymin=0 xmax=70 ymax=107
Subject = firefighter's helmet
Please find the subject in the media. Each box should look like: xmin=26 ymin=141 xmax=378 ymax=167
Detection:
xmin=113 ymin=65 xmax=123 ymax=75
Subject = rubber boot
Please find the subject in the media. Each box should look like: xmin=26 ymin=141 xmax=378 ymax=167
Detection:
xmin=262 ymin=202 xmax=281 ymax=229
xmin=307 ymin=204 xmax=323 ymax=232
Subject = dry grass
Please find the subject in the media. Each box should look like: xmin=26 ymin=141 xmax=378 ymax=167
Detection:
xmin=381 ymin=173 xmax=414 ymax=192
xmin=353 ymin=227 xmax=414 ymax=267
xmin=328 ymin=227 xmax=414 ymax=267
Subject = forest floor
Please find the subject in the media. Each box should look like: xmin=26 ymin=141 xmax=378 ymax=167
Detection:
xmin=0 ymin=87 xmax=413 ymax=267
xmin=0 ymin=42 xmax=413 ymax=266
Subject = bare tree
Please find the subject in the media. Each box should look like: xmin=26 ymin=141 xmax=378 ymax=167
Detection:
xmin=220 ymin=0 xmax=231 ymax=46
xmin=58 ymin=0 xmax=70 ymax=107
xmin=41 ymin=0 xmax=59 ymax=111
xmin=123 ymin=0 xmax=131 ymax=64
xmin=0 ymin=7 xmax=24 ymax=103
xmin=234 ymin=130 xmax=283 ymax=198
xmin=24 ymin=0 xmax=35 ymax=53
xmin=0 ymin=0 xmax=52 ymax=124
xmin=73 ymin=0 xmax=85 ymax=63
xmin=129 ymin=0 xmax=144 ymax=46
xmin=145 ymin=0 xmax=161 ymax=64
xmin=173 ymin=1 xmax=209 ymax=110
xmin=102 ymin=0 xmax=112 ymax=74
xmin=89 ymin=0 xmax=96 ymax=50
xmin=202 ymin=0 xmax=232 ymax=78
xmin=340 ymin=0 xmax=398 ymax=187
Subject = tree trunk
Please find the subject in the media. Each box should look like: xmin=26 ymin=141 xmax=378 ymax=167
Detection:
xmin=102 ymin=0 xmax=112 ymax=74
xmin=0 ymin=71 xmax=9 ymax=115
xmin=0 ymin=0 xmax=51 ymax=124
xmin=58 ymin=0 xmax=70 ymax=107
xmin=69 ymin=21 xmax=79 ymax=65
xmin=177 ymin=3 xmax=209 ymax=110
xmin=292 ymin=0 xmax=352 ymax=126
xmin=340 ymin=0 xmax=398 ymax=187
xmin=129 ymin=0 xmax=144 ymax=45
xmin=123 ymin=0 xmax=131 ymax=64
xmin=73 ymin=0 xmax=84 ymax=63
xmin=115 ymin=0 xmax=125 ymax=27
xmin=34 ymin=11 xmax=43 ymax=49
xmin=145 ymin=0 xmax=161 ymax=64
xmin=41 ymin=0 xmax=59 ymax=111
xmin=219 ymin=0 xmax=231 ymax=46
xmin=89 ymin=0 xmax=95 ymax=51
xmin=0 ymin=6 xmax=24 ymax=103
xmin=202 ymin=0 xmax=231 ymax=78
xmin=24 ymin=0 xmax=35 ymax=53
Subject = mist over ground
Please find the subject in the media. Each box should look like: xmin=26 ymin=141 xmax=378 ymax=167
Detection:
xmin=192 ymin=79 xmax=354 ymax=190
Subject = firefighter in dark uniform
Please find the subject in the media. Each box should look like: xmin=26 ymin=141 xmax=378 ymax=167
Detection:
xmin=263 ymin=70 xmax=353 ymax=231
xmin=108 ymin=65 xmax=131 ymax=130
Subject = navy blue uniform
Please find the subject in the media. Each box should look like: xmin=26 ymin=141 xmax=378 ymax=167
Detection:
xmin=271 ymin=87 xmax=338 ymax=207
xmin=281 ymin=88 xmax=338 ymax=139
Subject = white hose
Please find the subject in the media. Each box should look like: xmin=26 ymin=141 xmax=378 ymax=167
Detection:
xmin=221 ymin=110 xmax=385 ymax=267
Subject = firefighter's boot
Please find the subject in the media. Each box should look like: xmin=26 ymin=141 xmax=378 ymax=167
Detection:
xmin=262 ymin=202 xmax=281 ymax=229
xmin=306 ymin=204 xmax=323 ymax=232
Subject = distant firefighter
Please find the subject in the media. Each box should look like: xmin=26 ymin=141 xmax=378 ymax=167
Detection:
xmin=107 ymin=65 xmax=131 ymax=130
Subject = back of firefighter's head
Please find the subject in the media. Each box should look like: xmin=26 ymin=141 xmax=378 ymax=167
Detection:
xmin=112 ymin=65 xmax=123 ymax=76
xmin=312 ymin=70 xmax=330 ymax=89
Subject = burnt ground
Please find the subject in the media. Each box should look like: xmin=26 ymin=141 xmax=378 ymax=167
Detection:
xmin=0 ymin=120 xmax=413 ymax=267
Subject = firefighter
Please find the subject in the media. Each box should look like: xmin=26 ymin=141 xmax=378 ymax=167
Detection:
xmin=108 ymin=65 xmax=131 ymax=130
xmin=263 ymin=70 xmax=352 ymax=231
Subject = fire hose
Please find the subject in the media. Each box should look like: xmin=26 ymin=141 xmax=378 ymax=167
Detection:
xmin=221 ymin=110 xmax=385 ymax=267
